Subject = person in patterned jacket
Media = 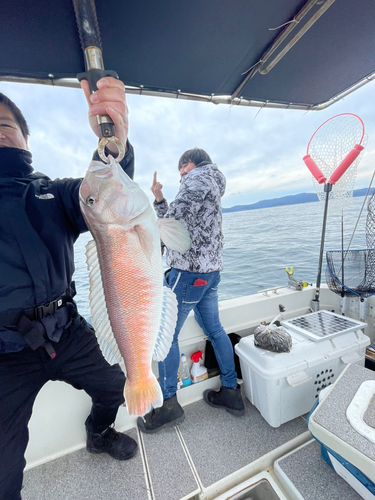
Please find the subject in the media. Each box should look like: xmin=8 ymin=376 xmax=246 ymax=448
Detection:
xmin=137 ymin=148 xmax=244 ymax=434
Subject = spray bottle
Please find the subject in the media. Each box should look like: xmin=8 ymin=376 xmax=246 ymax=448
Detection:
xmin=190 ymin=350 xmax=208 ymax=383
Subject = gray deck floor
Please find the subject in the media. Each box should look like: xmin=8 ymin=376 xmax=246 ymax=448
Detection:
xmin=275 ymin=440 xmax=364 ymax=500
xmin=22 ymin=393 xmax=308 ymax=500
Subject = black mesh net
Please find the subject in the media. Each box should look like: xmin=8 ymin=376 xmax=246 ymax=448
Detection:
xmin=366 ymin=191 xmax=375 ymax=249
xmin=326 ymin=249 xmax=375 ymax=297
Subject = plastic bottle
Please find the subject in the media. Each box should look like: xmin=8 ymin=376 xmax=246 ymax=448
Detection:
xmin=190 ymin=350 xmax=208 ymax=383
xmin=180 ymin=353 xmax=192 ymax=387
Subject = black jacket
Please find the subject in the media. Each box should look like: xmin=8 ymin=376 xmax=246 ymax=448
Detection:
xmin=0 ymin=145 xmax=134 ymax=353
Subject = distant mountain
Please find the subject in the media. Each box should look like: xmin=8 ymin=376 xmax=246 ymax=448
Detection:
xmin=222 ymin=188 xmax=375 ymax=213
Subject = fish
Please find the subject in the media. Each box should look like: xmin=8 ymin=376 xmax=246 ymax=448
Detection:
xmin=79 ymin=156 xmax=191 ymax=416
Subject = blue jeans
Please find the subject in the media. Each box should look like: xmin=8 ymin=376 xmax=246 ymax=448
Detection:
xmin=159 ymin=269 xmax=238 ymax=399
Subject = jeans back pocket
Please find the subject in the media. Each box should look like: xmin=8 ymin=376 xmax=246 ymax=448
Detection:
xmin=182 ymin=283 xmax=208 ymax=305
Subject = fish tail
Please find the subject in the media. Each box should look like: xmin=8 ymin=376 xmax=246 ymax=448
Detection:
xmin=124 ymin=374 xmax=163 ymax=416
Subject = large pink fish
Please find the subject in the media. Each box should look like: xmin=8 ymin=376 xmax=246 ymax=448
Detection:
xmin=79 ymin=157 xmax=190 ymax=416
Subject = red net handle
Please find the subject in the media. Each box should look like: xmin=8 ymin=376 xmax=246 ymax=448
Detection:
xmin=303 ymin=155 xmax=326 ymax=184
xmin=303 ymin=144 xmax=364 ymax=185
xmin=329 ymin=144 xmax=364 ymax=184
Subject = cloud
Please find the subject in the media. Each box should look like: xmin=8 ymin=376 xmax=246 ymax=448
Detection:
xmin=1 ymin=78 xmax=374 ymax=208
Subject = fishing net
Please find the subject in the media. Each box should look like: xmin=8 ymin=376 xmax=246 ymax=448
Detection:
xmin=326 ymin=249 xmax=375 ymax=298
xmin=326 ymin=181 xmax=375 ymax=300
xmin=303 ymin=113 xmax=367 ymax=309
xmin=366 ymin=191 xmax=375 ymax=249
xmin=308 ymin=114 xmax=367 ymax=213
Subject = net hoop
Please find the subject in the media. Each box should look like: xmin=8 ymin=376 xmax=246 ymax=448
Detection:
xmin=305 ymin=113 xmax=366 ymax=213
xmin=306 ymin=113 xmax=365 ymax=153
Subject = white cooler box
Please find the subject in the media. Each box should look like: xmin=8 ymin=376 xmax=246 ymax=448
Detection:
xmin=235 ymin=311 xmax=370 ymax=428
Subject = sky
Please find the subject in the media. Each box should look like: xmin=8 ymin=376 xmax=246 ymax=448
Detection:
xmin=1 ymin=78 xmax=374 ymax=209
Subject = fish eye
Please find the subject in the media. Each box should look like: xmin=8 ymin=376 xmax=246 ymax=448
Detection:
xmin=85 ymin=195 xmax=96 ymax=206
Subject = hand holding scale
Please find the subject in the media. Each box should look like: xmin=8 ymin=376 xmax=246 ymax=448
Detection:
xmin=73 ymin=0 xmax=126 ymax=162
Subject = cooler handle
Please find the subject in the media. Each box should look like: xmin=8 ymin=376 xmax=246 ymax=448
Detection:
xmin=346 ymin=380 xmax=375 ymax=444
xmin=286 ymin=371 xmax=311 ymax=387
xmin=340 ymin=352 xmax=363 ymax=364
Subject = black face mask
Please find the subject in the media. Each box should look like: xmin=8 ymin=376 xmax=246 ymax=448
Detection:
xmin=0 ymin=147 xmax=33 ymax=178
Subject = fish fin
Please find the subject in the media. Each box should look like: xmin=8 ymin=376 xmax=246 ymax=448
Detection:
xmin=124 ymin=373 xmax=163 ymax=416
xmin=153 ymin=286 xmax=178 ymax=362
xmin=157 ymin=218 xmax=191 ymax=253
xmin=85 ymin=239 xmax=123 ymax=365
xmin=134 ymin=224 xmax=154 ymax=263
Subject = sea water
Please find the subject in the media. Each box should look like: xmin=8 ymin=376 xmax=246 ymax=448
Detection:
xmin=73 ymin=196 xmax=370 ymax=321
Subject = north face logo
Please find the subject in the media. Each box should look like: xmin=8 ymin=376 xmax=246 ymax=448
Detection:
xmin=35 ymin=193 xmax=55 ymax=200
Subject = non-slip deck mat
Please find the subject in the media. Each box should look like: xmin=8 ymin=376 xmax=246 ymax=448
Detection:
xmin=141 ymin=424 xmax=199 ymax=500
xmin=313 ymin=363 xmax=375 ymax=460
xmin=276 ymin=440 xmax=363 ymax=500
xmin=364 ymin=392 xmax=375 ymax=429
xmin=179 ymin=394 xmax=308 ymax=488
xmin=22 ymin=394 xmax=308 ymax=500
xmin=22 ymin=428 xmax=149 ymax=500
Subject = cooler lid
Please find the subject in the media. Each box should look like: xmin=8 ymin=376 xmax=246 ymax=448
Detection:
xmin=235 ymin=332 xmax=312 ymax=379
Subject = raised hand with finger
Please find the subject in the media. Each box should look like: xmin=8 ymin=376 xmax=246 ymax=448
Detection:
xmin=151 ymin=172 xmax=164 ymax=203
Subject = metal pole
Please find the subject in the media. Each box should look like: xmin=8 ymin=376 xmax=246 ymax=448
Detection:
xmin=341 ymin=210 xmax=345 ymax=297
xmin=312 ymin=182 xmax=332 ymax=311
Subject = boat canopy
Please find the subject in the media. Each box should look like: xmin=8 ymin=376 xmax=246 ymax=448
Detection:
xmin=1 ymin=0 xmax=375 ymax=110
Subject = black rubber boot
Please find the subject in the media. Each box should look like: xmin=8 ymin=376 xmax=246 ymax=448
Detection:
xmin=203 ymin=385 xmax=245 ymax=416
xmin=137 ymin=394 xmax=185 ymax=434
xmin=86 ymin=421 xmax=137 ymax=461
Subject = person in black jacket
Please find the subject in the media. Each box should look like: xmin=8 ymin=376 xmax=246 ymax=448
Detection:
xmin=0 ymin=77 xmax=136 ymax=500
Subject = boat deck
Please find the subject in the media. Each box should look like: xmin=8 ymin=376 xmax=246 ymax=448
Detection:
xmin=20 ymin=385 xmax=307 ymax=500
xmin=22 ymin=387 xmax=307 ymax=500
xmin=20 ymin=289 xmax=372 ymax=499
xmin=22 ymin=384 xmax=368 ymax=500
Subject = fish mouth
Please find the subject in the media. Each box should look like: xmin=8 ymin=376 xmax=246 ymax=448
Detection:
xmin=88 ymin=163 xmax=114 ymax=179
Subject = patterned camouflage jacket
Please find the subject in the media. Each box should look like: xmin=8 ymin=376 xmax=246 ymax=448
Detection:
xmin=154 ymin=161 xmax=226 ymax=273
